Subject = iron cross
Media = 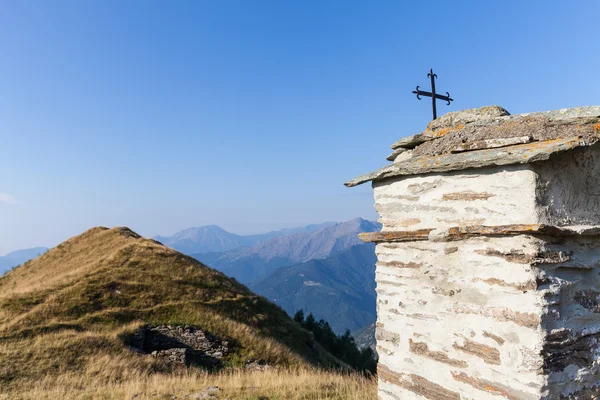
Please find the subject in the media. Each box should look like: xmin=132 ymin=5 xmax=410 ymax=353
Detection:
xmin=412 ymin=69 xmax=454 ymax=120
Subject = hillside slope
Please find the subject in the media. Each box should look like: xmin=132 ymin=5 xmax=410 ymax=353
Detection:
xmin=0 ymin=227 xmax=339 ymax=393
xmin=195 ymin=218 xmax=380 ymax=284
xmin=352 ymin=323 xmax=376 ymax=353
xmin=249 ymin=244 xmax=377 ymax=333
xmin=0 ymin=247 xmax=48 ymax=275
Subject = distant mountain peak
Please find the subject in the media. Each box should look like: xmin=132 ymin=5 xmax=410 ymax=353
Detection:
xmin=193 ymin=218 xmax=380 ymax=285
xmin=170 ymin=224 xmax=229 ymax=236
xmin=0 ymin=246 xmax=49 ymax=276
xmin=154 ymin=221 xmax=339 ymax=255
xmin=3 ymin=247 xmax=49 ymax=259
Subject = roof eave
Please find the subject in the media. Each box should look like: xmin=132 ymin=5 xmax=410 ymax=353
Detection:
xmin=344 ymin=136 xmax=596 ymax=187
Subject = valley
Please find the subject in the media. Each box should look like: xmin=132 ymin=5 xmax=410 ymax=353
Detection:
xmin=189 ymin=219 xmax=379 ymax=335
xmin=249 ymin=244 xmax=377 ymax=334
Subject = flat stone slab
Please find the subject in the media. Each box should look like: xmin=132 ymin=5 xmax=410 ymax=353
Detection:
xmin=359 ymin=224 xmax=600 ymax=243
xmin=449 ymin=136 xmax=532 ymax=153
xmin=386 ymin=148 xmax=408 ymax=161
xmin=414 ymin=111 xmax=600 ymax=157
xmin=426 ymin=105 xmax=510 ymax=132
xmin=345 ymin=135 xmax=600 ymax=187
xmin=350 ymin=106 xmax=600 ymax=187
xmin=390 ymin=134 xmax=430 ymax=150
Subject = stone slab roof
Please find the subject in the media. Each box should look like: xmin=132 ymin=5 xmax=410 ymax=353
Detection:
xmin=345 ymin=106 xmax=600 ymax=187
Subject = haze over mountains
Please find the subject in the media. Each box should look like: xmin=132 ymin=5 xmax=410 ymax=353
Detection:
xmin=0 ymin=247 xmax=48 ymax=275
xmin=154 ymin=222 xmax=335 ymax=254
xmin=250 ymin=244 xmax=377 ymax=334
xmin=193 ymin=218 xmax=380 ymax=284
xmin=187 ymin=218 xmax=380 ymax=336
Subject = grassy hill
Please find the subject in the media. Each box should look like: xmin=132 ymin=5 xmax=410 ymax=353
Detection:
xmin=0 ymin=227 xmax=374 ymax=399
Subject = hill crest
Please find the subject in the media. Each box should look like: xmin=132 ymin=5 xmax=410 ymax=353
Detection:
xmin=0 ymin=225 xmax=340 ymax=392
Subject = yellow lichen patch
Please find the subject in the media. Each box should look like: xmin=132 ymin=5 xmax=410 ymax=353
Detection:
xmin=594 ymin=123 xmax=600 ymax=133
xmin=429 ymin=124 xmax=465 ymax=138
xmin=433 ymin=127 xmax=451 ymax=137
xmin=524 ymin=137 xmax=577 ymax=150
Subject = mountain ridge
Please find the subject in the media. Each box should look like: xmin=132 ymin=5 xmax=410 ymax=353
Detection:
xmin=154 ymin=222 xmax=336 ymax=254
xmin=194 ymin=218 xmax=380 ymax=284
xmin=0 ymin=246 xmax=48 ymax=275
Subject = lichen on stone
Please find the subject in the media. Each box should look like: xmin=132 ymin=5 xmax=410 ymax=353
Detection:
xmin=426 ymin=105 xmax=510 ymax=132
xmin=413 ymin=114 xmax=600 ymax=157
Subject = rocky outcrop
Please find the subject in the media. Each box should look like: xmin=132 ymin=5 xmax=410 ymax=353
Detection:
xmin=131 ymin=325 xmax=230 ymax=368
xmin=131 ymin=386 xmax=223 ymax=400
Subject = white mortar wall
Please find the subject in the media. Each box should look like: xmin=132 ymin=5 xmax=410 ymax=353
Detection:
xmin=375 ymin=237 xmax=546 ymax=399
xmin=371 ymin=151 xmax=600 ymax=399
xmin=372 ymin=166 xmax=538 ymax=232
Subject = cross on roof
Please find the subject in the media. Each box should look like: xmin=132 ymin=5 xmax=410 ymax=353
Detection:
xmin=412 ymin=69 xmax=454 ymax=120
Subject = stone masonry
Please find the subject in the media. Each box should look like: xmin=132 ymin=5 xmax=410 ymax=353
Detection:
xmin=132 ymin=325 xmax=229 ymax=368
xmin=346 ymin=106 xmax=600 ymax=399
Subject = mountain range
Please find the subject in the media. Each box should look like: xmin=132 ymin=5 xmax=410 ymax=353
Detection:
xmin=194 ymin=218 xmax=380 ymax=284
xmin=154 ymin=222 xmax=335 ymax=254
xmin=0 ymin=247 xmax=48 ymax=275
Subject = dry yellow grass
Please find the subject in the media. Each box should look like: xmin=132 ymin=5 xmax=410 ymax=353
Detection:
xmin=1 ymin=367 xmax=376 ymax=400
xmin=0 ymin=227 xmax=372 ymax=398
xmin=0 ymin=328 xmax=375 ymax=399
xmin=0 ymin=227 xmax=140 ymax=299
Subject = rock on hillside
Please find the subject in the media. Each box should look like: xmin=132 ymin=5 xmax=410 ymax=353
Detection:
xmin=132 ymin=325 xmax=230 ymax=368
xmin=352 ymin=323 xmax=376 ymax=354
xmin=0 ymin=226 xmax=339 ymax=392
xmin=195 ymin=218 xmax=380 ymax=284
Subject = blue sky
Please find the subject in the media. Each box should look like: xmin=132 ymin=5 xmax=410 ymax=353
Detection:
xmin=1 ymin=1 xmax=599 ymax=254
